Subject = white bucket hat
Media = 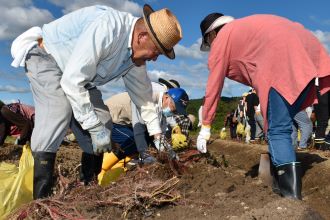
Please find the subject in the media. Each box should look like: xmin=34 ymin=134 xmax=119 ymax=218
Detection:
xmin=200 ymin=13 xmax=234 ymax=51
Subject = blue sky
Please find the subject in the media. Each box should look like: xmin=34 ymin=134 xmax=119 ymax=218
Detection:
xmin=1 ymin=0 xmax=330 ymax=105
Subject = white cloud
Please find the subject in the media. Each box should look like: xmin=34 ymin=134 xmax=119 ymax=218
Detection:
xmin=146 ymin=68 xmax=207 ymax=99
xmin=222 ymin=79 xmax=249 ymax=97
xmin=309 ymin=16 xmax=330 ymax=26
xmin=49 ymin=0 xmax=142 ymax=16
xmin=0 ymin=71 xmax=26 ymax=81
xmin=175 ymin=38 xmax=208 ymax=60
xmin=3 ymin=99 xmax=20 ymax=104
xmin=142 ymin=0 xmax=159 ymax=4
xmin=148 ymin=67 xmax=206 ymax=89
xmin=312 ymin=30 xmax=330 ymax=52
xmin=1 ymin=0 xmax=32 ymax=8
xmin=96 ymin=67 xmax=208 ymax=100
xmin=0 ymin=0 xmax=144 ymax=41
xmin=178 ymin=61 xmax=207 ymax=77
xmin=0 ymin=85 xmax=30 ymax=93
xmin=0 ymin=1 xmax=54 ymax=40
xmin=147 ymin=68 xmax=248 ymax=99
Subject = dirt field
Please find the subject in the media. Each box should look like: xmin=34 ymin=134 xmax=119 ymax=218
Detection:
xmin=1 ymin=138 xmax=330 ymax=220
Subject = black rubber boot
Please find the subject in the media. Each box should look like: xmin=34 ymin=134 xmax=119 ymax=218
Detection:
xmin=33 ymin=152 xmax=56 ymax=199
xmin=270 ymin=162 xmax=281 ymax=195
xmin=275 ymin=162 xmax=302 ymax=200
xmin=80 ymin=152 xmax=103 ymax=185
xmin=314 ymin=138 xmax=325 ymax=150
xmin=324 ymin=141 xmax=330 ymax=151
xmin=94 ymin=154 xmax=103 ymax=177
xmin=325 ymin=135 xmax=330 ymax=151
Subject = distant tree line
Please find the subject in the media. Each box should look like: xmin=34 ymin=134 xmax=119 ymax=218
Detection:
xmin=186 ymin=96 xmax=241 ymax=133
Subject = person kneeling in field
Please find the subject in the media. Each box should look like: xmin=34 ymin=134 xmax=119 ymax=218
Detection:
xmin=99 ymin=83 xmax=189 ymax=181
xmin=197 ymin=12 xmax=330 ymax=200
xmin=0 ymin=100 xmax=35 ymax=147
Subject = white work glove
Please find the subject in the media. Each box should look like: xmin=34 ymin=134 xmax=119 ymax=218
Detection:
xmin=153 ymin=137 xmax=165 ymax=152
xmin=154 ymin=135 xmax=179 ymax=160
xmin=197 ymin=125 xmax=211 ymax=153
xmin=88 ymin=123 xmax=112 ymax=155
xmin=14 ymin=137 xmax=20 ymax=145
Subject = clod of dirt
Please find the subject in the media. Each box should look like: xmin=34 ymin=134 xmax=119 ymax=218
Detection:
xmin=232 ymin=199 xmax=324 ymax=220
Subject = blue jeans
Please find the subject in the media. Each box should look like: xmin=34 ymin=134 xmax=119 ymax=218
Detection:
xmin=267 ymin=85 xmax=310 ymax=166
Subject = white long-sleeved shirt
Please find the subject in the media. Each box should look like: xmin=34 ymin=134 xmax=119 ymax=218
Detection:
xmin=105 ymin=82 xmax=167 ymax=152
xmin=39 ymin=5 xmax=160 ymax=133
xmin=198 ymin=106 xmax=203 ymax=127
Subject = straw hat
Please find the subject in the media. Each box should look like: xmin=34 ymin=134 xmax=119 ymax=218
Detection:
xmin=143 ymin=4 xmax=182 ymax=59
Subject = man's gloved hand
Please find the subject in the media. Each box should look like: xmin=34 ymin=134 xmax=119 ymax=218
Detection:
xmin=172 ymin=133 xmax=188 ymax=151
xmin=153 ymin=137 xmax=165 ymax=152
xmin=14 ymin=137 xmax=27 ymax=145
xmin=14 ymin=137 xmax=20 ymax=145
xmin=197 ymin=125 xmax=211 ymax=153
xmin=88 ymin=123 xmax=112 ymax=154
xmin=154 ymin=134 xmax=179 ymax=160
xmin=197 ymin=136 xmax=207 ymax=153
xmin=140 ymin=152 xmax=157 ymax=164
xmin=168 ymin=149 xmax=179 ymax=160
xmin=220 ymin=127 xmax=227 ymax=140
xmin=172 ymin=125 xmax=181 ymax=134
xmin=131 ymin=151 xmax=157 ymax=165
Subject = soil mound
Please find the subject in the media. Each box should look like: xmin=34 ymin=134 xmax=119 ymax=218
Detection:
xmin=1 ymin=139 xmax=329 ymax=219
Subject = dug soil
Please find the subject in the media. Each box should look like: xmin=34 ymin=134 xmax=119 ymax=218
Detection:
xmin=1 ymin=138 xmax=330 ymax=220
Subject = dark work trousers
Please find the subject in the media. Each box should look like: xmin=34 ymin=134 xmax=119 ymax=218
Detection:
xmin=314 ymin=90 xmax=329 ymax=141
xmin=248 ymin=117 xmax=256 ymax=140
xmin=230 ymin=124 xmax=238 ymax=139
xmin=0 ymin=105 xmax=33 ymax=145
xmin=111 ymin=123 xmax=138 ymax=160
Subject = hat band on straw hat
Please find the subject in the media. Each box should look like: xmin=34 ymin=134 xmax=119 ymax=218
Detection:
xmin=145 ymin=13 xmax=172 ymax=54
xmin=143 ymin=4 xmax=182 ymax=59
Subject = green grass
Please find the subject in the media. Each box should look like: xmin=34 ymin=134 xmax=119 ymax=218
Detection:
xmin=5 ymin=136 xmax=16 ymax=144
xmin=187 ymin=96 xmax=240 ymax=133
